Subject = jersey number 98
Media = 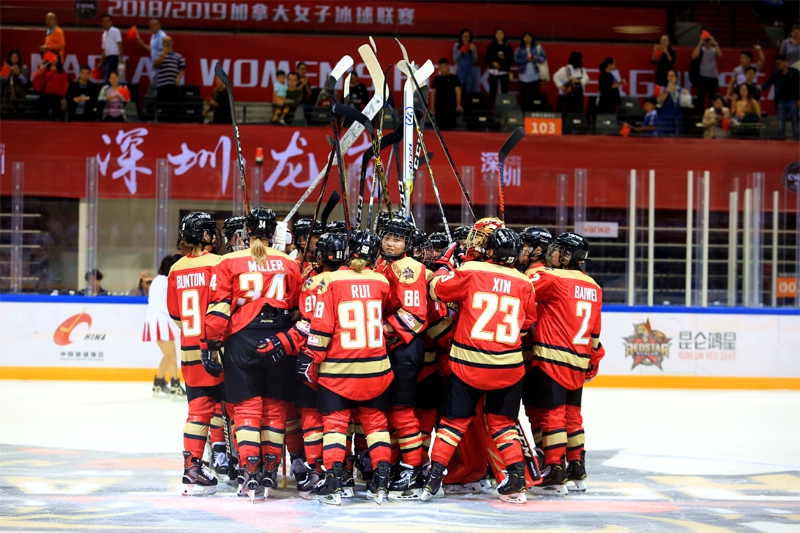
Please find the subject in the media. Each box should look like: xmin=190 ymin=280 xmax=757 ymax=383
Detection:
xmin=338 ymin=300 xmax=383 ymax=349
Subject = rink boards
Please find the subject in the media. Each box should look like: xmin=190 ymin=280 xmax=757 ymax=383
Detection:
xmin=0 ymin=296 xmax=798 ymax=389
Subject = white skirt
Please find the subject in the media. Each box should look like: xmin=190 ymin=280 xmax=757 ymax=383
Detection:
xmin=142 ymin=312 xmax=179 ymax=342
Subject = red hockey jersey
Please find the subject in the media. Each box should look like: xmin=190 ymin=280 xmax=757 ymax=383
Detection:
xmin=375 ymin=256 xmax=428 ymax=348
xmin=521 ymin=263 xmax=548 ymax=364
xmin=531 ymin=268 xmax=605 ymax=390
xmin=429 ymin=261 xmax=537 ymax=390
xmin=205 ymin=248 xmax=301 ymax=342
xmin=307 ymin=267 xmax=393 ymax=401
xmin=167 ymin=252 xmax=224 ymax=388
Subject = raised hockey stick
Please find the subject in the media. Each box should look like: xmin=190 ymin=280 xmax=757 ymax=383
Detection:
xmin=320 ymin=190 xmax=341 ymax=228
xmin=326 ymin=57 xmax=356 ymax=238
xmin=395 ymin=41 xmax=477 ymax=221
xmin=357 ymin=127 xmax=402 ymax=230
xmin=398 ymin=60 xmax=434 ymax=217
xmin=298 ymin=145 xmax=336 ymax=270
xmin=214 ymin=62 xmax=250 ymax=213
xmin=497 ymin=126 xmax=526 ymax=221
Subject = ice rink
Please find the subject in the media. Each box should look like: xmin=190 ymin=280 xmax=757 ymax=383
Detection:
xmin=1 ymin=380 xmax=799 ymax=532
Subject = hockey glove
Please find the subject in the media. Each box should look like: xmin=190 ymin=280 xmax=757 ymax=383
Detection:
xmin=585 ymin=362 xmax=599 ymax=382
xmin=256 ymin=332 xmax=292 ymax=365
xmin=434 ymin=242 xmax=462 ymax=275
xmin=296 ymin=351 xmax=318 ymax=384
xmin=201 ymin=347 xmax=224 ymax=377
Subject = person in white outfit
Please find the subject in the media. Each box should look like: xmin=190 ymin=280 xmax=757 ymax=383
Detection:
xmin=144 ymin=254 xmax=184 ymax=399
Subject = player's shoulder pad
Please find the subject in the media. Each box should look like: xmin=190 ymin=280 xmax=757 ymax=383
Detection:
xmin=549 ymin=268 xmax=601 ymax=288
xmin=303 ymin=272 xmax=325 ymax=292
xmin=267 ymin=247 xmax=293 ymax=261
xmin=170 ymin=252 xmax=219 ymax=273
xmin=391 ymin=257 xmax=424 ymax=284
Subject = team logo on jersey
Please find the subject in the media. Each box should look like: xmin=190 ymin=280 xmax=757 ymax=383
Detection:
xmin=623 ymin=319 xmax=671 ymax=370
xmin=401 ymin=267 xmax=415 ymax=280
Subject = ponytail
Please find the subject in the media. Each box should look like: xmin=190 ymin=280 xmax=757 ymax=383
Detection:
xmin=349 ymin=258 xmax=368 ymax=272
xmin=250 ymin=237 xmax=268 ymax=265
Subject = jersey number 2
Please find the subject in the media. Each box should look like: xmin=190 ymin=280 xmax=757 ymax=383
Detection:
xmin=573 ymin=301 xmax=592 ymax=346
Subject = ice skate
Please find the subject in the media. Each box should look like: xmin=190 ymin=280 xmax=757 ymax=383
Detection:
xmin=181 ymin=451 xmax=218 ymax=496
xmin=354 ymin=451 xmax=373 ymax=482
xmin=315 ymin=462 xmax=344 ymax=506
xmin=370 ymin=461 xmax=391 ymax=504
xmin=566 ymin=451 xmax=587 ymax=493
xmin=496 ymin=462 xmax=527 ymax=504
xmin=529 ymin=458 xmax=568 ymax=496
xmin=444 ymin=481 xmax=485 ymax=494
xmin=241 ymin=456 xmax=264 ymax=503
xmin=342 ymin=461 xmax=355 ymax=498
xmin=290 ymin=456 xmax=307 ymax=487
xmin=152 ymin=376 xmax=170 ymax=398
xmin=388 ymin=464 xmax=423 ymax=501
xmin=261 ymin=466 xmax=278 ymax=499
xmin=420 ymin=461 xmax=447 ymax=501
xmin=170 ymin=378 xmax=186 ymax=401
xmin=297 ymin=462 xmax=322 ymax=500
xmin=211 ymin=442 xmax=230 ymax=483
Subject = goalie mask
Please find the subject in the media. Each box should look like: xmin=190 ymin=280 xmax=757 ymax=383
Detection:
xmin=465 ymin=217 xmax=505 ymax=261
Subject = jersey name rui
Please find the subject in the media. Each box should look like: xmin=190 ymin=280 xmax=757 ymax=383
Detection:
xmin=575 ymin=286 xmax=598 ymax=302
xmin=492 ymin=278 xmax=512 ymax=294
xmin=176 ymin=272 xmax=206 ymax=289
xmin=248 ymin=259 xmax=286 ymax=273
xmin=351 ymin=284 xmax=372 ymax=299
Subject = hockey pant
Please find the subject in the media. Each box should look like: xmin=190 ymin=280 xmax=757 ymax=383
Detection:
xmin=414 ymin=407 xmax=438 ymax=455
xmin=301 ymin=407 xmax=323 ymax=468
xmin=284 ymin=402 xmax=304 ymax=460
xmin=229 ymin=397 xmax=286 ymax=472
xmin=432 ymin=413 xmax=523 ymax=470
xmin=541 ymin=404 xmax=584 ymax=464
xmin=183 ymin=395 xmax=215 ymax=462
xmin=322 ymin=408 xmax=390 ymax=470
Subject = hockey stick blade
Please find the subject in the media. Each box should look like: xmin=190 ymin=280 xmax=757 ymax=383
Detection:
xmin=327 ymin=55 xmax=354 ymax=93
xmin=214 ymin=61 xmax=249 ymax=212
xmin=332 ymin=104 xmax=375 ymax=136
xmin=320 ymin=191 xmax=341 ymax=227
xmin=499 ymin=126 xmax=526 ymax=163
xmin=369 ymin=36 xmax=378 ymax=54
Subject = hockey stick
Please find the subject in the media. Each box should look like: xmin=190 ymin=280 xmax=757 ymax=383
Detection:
xmin=497 ymin=126 xmax=526 ymax=222
xmin=395 ymin=42 xmax=477 ymax=221
xmin=398 ymin=61 xmax=434 ymax=217
xmin=214 ymin=62 xmax=250 ymax=213
xmin=220 ymin=402 xmax=238 ymax=485
xmin=357 ymin=127 xmax=402 ymax=230
xmin=326 ymin=57 xmax=356 ymax=238
xmin=515 ymin=418 xmax=542 ymax=484
xmin=299 ymin=144 xmax=336 ymax=270
xmin=320 ymin=190 xmax=341 ymax=228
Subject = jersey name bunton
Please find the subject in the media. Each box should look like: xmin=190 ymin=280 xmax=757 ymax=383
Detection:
xmin=574 ymin=285 xmax=598 ymax=302
xmin=176 ymin=272 xmax=206 ymax=289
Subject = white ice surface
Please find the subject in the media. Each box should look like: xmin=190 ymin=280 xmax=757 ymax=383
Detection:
xmin=1 ymin=381 xmax=799 ymax=477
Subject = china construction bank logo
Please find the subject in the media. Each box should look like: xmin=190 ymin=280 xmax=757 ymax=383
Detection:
xmin=53 ymin=309 xmax=105 ymax=346
xmin=623 ymin=319 xmax=671 ymax=370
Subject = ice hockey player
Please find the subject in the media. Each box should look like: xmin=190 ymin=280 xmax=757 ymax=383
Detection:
xmin=202 ymin=207 xmax=302 ymax=502
xmin=293 ymin=218 xmax=324 ymax=276
xmin=167 ymin=212 xmax=223 ymax=497
xmin=528 ymin=232 xmax=603 ymax=496
xmin=222 ymin=216 xmax=247 ymax=253
xmin=299 ymin=230 xmax=394 ymax=505
xmin=374 ymin=216 xmax=429 ymax=497
xmin=423 ymin=227 xmax=537 ymax=504
xmin=427 ymin=232 xmax=451 ymax=267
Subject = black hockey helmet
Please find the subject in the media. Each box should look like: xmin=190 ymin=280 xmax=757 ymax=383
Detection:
xmin=379 ymin=215 xmax=414 ymax=260
xmin=410 ymin=229 xmax=430 ymax=263
xmin=428 ymin=231 xmax=450 ymax=251
xmin=348 ymin=230 xmax=381 ymax=265
xmin=294 ymin=218 xmax=324 ymax=238
xmin=375 ymin=211 xmax=392 ymax=234
xmin=180 ymin=212 xmax=217 ymax=247
xmin=548 ymin=232 xmax=590 ymax=269
xmin=325 ymin=220 xmax=347 ymax=235
xmin=246 ymin=206 xmax=277 ymax=241
xmin=519 ymin=226 xmax=553 ymax=258
xmin=314 ymin=232 xmax=347 ymax=266
xmin=222 ymin=216 xmax=246 ymax=240
xmin=485 ymin=228 xmax=522 ymax=267
xmin=452 ymin=225 xmax=471 ymax=243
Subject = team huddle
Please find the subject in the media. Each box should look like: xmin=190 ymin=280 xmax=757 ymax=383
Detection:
xmin=166 ymin=207 xmax=603 ymax=506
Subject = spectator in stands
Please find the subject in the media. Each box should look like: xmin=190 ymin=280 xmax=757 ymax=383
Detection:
xmin=485 ymin=27 xmax=513 ymax=108
xmin=348 ymin=72 xmax=369 ymax=111
xmin=153 ymin=36 xmax=185 ymax=122
xmin=702 ymin=94 xmax=731 ymax=139
xmin=273 ymin=71 xmax=303 ymax=124
xmin=271 ymin=70 xmax=288 ymax=124
xmin=77 ymin=269 xmax=109 ymax=296
xmin=779 ymin=24 xmax=800 ymax=69
xmin=98 ymin=71 xmax=130 ymax=122
xmin=67 ymin=65 xmax=99 ymax=121
xmin=1 ymin=49 xmax=30 ymax=111
xmin=41 ymin=12 xmax=65 ymax=61
xmin=730 ymin=66 xmax=761 ymax=108
xmin=652 ymin=34 xmax=675 ymax=87
xmin=634 ymin=97 xmax=659 ymax=137
xmin=657 ymin=69 xmax=690 ymax=136
xmin=100 ymin=14 xmax=123 ymax=83
xmin=430 ymin=58 xmax=463 ymax=130
xmin=453 ymin=28 xmax=478 ymax=93
xmin=761 ymin=55 xmax=800 ymax=140
xmin=129 ymin=270 xmax=154 ymax=296
xmin=296 ymin=62 xmax=314 ymax=107
xmin=205 ymin=75 xmax=231 ymax=124
xmin=725 ymin=46 xmax=765 ymax=100
xmin=515 ymin=31 xmax=547 ymax=112
xmin=597 ymin=57 xmax=622 ymax=115
xmin=692 ymin=31 xmax=722 ymax=110
xmin=554 ymin=51 xmax=589 ymax=114
xmin=137 ymin=18 xmax=167 ymax=79
xmin=32 ymin=52 xmax=68 ymax=121
xmin=732 ymin=83 xmax=761 ymax=138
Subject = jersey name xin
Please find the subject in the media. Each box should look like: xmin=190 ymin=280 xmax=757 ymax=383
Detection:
xmin=493 ymin=277 xmax=512 ymax=293
xmin=175 ymin=272 xmax=206 ymax=289
xmin=574 ymin=285 xmax=598 ymax=302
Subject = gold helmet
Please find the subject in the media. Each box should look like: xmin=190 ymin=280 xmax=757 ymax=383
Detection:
xmin=465 ymin=217 xmax=505 ymax=261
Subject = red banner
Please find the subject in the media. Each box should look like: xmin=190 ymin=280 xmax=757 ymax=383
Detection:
xmin=0 ymin=122 xmax=795 ymax=212
xmin=0 ymin=1 xmax=664 ymax=41
xmin=1 ymin=28 xmax=779 ymax=114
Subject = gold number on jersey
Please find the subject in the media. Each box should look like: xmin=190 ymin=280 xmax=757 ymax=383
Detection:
xmin=338 ymin=300 xmax=383 ymax=349
xmin=573 ymin=301 xmax=592 ymax=346
xmin=181 ymin=289 xmax=201 ymax=337
xmin=266 ymin=273 xmax=286 ymax=300
xmin=403 ymin=290 xmax=420 ymax=308
xmin=239 ymin=272 xmax=285 ymax=302
xmin=209 ymin=274 xmax=217 ymax=291
xmin=470 ymin=292 xmax=521 ymax=344
xmin=304 ymin=293 xmax=317 ymax=314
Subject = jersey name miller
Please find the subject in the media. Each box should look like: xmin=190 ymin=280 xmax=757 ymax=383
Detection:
xmin=248 ymin=259 xmax=287 ymax=273
xmin=351 ymin=284 xmax=372 ymax=299
xmin=175 ymin=272 xmax=206 ymax=289
xmin=575 ymin=285 xmax=598 ymax=302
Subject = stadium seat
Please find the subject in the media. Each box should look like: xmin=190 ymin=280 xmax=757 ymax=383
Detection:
xmin=501 ymin=111 xmax=524 ymax=132
xmin=529 ymin=94 xmax=552 ymax=112
xmin=463 ymin=92 xmax=487 ymax=111
xmin=178 ymin=85 xmax=202 ymax=99
xmin=243 ymin=103 xmax=273 ymax=124
xmin=620 ymin=96 xmax=641 ymax=110
xmin=563 ymin=113 xmax=590 ymax=135
xmin=291 ymin=107 xmax=307 ymax=126
xmin=466 ymin=110 xmax=500 ymax=132
xmin=494 ymin=93 xmax=520 ymax=116
xmin=594 ymin=114 xmax=619 ymax=135
xmin=307 ymin=106 xmax=331 ymax=126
